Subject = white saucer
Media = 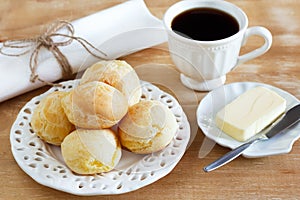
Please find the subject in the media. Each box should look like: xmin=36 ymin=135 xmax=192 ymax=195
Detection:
xmin=180 ymin=74 xmax=226 ymax=91
xmin=197 ymin=82 xmax=300 ymax=158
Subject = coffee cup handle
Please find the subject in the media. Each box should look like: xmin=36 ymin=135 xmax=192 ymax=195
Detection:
xmin=235 ymin=26 xmax=272 ymax=67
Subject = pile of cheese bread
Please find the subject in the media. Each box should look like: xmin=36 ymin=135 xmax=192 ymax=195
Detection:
xmin=31 ymin=60 xmax=178 ymax=175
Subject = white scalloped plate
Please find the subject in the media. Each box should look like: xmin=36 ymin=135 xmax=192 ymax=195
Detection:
xmin=197 ymin=82 xmax=300 ymax=158
xmin=10 ymin=80 xmax=190 ymax=195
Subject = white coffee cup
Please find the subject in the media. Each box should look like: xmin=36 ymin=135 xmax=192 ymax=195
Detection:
xmin=163 ymin=0 xmax=272 ymax=91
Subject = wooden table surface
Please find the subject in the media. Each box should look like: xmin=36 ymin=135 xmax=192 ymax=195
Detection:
xmin=1 ymin=0 xmax=300 ymax=199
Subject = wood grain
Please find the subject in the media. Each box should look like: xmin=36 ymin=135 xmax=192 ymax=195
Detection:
xmin=0 ymin=0 xmax=300 ymax=199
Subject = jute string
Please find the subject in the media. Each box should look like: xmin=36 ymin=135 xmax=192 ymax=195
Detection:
xmin=0 ymin=20 xmax=107 ymax=86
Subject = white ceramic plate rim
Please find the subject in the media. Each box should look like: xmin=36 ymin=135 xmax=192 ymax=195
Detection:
xmin=197 ymin=82 xmax=300 ymax=158
xmin=10 ymin=80 xmax=190 ymax=195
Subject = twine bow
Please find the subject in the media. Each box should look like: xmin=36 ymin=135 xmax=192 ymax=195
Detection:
xmin=0 ymin=20 xmax=107 ymax=86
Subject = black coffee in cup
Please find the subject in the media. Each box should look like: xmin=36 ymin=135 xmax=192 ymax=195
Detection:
xmin=171 ymin=8 xmax=239 ymax=41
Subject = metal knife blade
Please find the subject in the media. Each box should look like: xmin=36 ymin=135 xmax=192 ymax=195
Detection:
xmin=203 ymin=104 xmax=300 ymax=172
xmin=266 ymin=104 xmax=300 ymax=138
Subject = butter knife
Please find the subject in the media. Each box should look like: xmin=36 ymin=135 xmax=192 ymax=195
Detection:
xmin=203 ymin=104 xmax=300 ymax=172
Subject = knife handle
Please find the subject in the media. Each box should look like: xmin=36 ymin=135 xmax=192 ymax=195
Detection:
xmin=203 ymin=138 xmax=264 ymax=172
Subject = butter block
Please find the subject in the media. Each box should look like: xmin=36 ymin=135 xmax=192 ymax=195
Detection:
xmin=215 ymin=86 xmax=286 ymax=141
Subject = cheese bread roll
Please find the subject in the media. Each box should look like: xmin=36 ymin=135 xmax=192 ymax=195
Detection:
xmin=118 ymin=100 xmax=178 ymax=154
xmin=61 ymin=81 xmax=128 ymax=129
xmin=80 ymin=60 xmax=141 ymax=106
xmin=31 ymin=91 xmax=75 ymax=145
xmin=61 ymin=129 xmax=122 ymax=174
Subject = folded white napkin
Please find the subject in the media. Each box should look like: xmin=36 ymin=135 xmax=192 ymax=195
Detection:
xmin=0 ymin=0 xmax=167 ymax=102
